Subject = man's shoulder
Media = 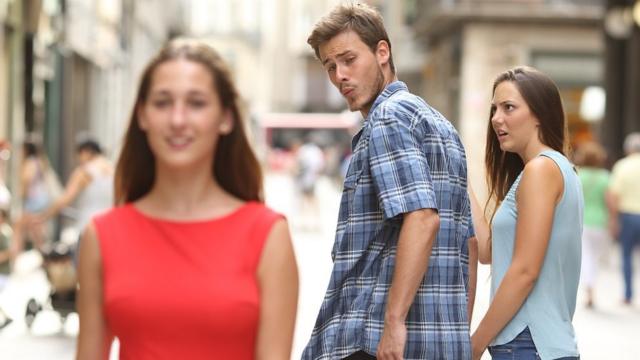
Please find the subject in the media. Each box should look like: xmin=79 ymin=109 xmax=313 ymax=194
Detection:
xmin=613 ymin=154 xmax=640 ymax=172
xmin=371 ymin=90 xmax=430 ymax=126
xmin=381 ymin=88 xmax=426 ymax=110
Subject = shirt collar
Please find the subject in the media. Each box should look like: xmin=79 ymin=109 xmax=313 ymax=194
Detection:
xmin=365 ymin=80 xmax=408 ymax=122
xmin=351 ymin=81 xmax=408 ymax=151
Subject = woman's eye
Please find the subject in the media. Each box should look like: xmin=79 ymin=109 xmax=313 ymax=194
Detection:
xmin=189 ymin=100 xmax=207 ymax=108
xmin=152 ymin=100 xmax=171 ymax=108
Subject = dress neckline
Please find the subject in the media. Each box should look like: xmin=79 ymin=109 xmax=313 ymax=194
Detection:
xmin=127 ymin=201 xmax=256 ymax=226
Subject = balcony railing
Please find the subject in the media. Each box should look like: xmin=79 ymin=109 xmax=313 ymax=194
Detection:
xmin=412 ymin=0 xmax=604 ymax=38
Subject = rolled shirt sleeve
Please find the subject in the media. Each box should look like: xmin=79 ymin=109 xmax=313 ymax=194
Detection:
xmin=368 ymin=115 xmax=438 ymax=220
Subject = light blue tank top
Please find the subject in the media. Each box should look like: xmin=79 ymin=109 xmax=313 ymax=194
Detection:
xmin=491 ymin=150 xmax=583 ymax=360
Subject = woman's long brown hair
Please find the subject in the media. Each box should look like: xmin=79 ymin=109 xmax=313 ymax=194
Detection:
xmin=485 ymin=66 xmax=567 ymax=222
xmin=114 ymin=38 xmax=263 ymax=204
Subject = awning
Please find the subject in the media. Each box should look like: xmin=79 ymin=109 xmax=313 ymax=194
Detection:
xmin=258 ymin=112 xmax=360 ymax=129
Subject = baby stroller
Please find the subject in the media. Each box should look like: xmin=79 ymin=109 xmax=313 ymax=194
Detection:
xmin=25 ymin=230 xmax=78 ymax=330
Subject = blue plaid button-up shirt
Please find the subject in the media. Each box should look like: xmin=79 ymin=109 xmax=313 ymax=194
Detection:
xmin=302 ymin=81 xmax=474 ymax=360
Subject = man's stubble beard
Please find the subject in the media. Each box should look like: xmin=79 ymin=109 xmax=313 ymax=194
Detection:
xmin=355 ymin=66 xmax=386 ymax=114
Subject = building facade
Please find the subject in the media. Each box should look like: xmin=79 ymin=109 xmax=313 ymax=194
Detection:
xmin=414 ymin=0 xmax=605 ymax=194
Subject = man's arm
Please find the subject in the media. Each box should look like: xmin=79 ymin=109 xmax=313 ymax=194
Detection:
xmin=607 ymin=167 xmax=620 ymax=239
xmin=606 ymin=190 xmax=619 ymax=238
xmin=467 ymin=236 xmax=478 ymax=323
xmin=377 ymin=208 xmax=439 ymax=360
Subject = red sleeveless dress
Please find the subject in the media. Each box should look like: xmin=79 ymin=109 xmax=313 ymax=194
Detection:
xmin=93 ymin=202 xmax=282 ymax=359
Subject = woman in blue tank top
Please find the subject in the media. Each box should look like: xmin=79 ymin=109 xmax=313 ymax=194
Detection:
xmin=469 ymin=67 xmax=583 ymax=360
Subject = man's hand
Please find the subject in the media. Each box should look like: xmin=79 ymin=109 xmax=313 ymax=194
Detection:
xmin=377 ymin=320 xmax=406 ymax=360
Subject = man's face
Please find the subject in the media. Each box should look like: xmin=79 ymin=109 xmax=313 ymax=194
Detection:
xmin=318 ymin=30 xmax=387 ymax=116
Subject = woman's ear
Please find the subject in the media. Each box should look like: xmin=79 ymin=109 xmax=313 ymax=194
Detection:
xmin=219 ymin=110 xmax=234 ymax=135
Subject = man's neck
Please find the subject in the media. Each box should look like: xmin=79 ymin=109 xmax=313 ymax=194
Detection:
xmin=360 ymin=74 xmax=398 ymax=118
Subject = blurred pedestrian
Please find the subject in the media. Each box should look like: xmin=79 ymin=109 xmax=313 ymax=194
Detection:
xmin=469 ymin=67 xmax=582 ymax=360
xmin=13 ymin=139 xmax=58 ymax=252
xmin=0 ymin=208 xmax=14 ymax=330
xmin=0 ymin=140 xmax=10 ymax=212
xmin=291 ymin=138 xmax=325 ymax=230
xmin=608 ymin=132 xmax=640 ymax=305
xmin=34 ymin=136 xmax=114 ymax=235
xmin=0 ymin=140 xmax=13 ymax=330
xmin=293 ymin=138 xmax=324 ymax=199
xmin=303 ymin=4 xmax=477 ymax=359
xmin=574 ymin=141 xmax=612 ymax=308
xmin=76 ymin=39 xmax=298 ymax=359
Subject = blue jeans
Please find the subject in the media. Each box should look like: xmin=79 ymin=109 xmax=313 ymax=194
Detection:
xmin=620 ymin=213 xmax=640 ymax=301
xmin=489 ymin=327 xmax=579 ymax=360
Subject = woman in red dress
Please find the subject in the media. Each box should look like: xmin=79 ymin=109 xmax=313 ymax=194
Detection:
xmin=76 ymin=38 xmax=298 ymax=360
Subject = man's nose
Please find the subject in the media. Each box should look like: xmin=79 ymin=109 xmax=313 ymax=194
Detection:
xmin=336 ymin=64 xmax=348 ymax=82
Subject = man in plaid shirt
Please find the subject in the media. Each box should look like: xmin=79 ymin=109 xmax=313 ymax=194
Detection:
xmin=302 ymin=3 xmax=477 ymax=360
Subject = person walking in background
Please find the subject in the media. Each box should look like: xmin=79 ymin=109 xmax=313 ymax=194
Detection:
xmin=293 ymin=138 xmax=325 ymax=200
xmin=574 ymin=141 xmax=612 ymax=309
xmin=13 ymin=139 xmax=56 ymax=252
xmin=0 ymin=139 xmax=13 ymax=329
xmin=469 ymin=67 xmax=583 ymax=360
xmin=608 ymin=132 xmax=640 ymax=306
xmin=0 ymin=208 xmax=14 ymax=330
xmin=35 ymin=136 xmax=114 ymax=235
xmin=292 ymin=138 xmax=325 ymax=230
xmin=303 ymin=4 xmax=477 ymax=359
xmin=75 ymin=39 xmax=298 ymax=359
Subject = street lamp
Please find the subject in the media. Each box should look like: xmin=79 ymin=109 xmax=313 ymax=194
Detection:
xmin=604 ymin=6 xmax=634 ymax=39
xmin=580 ymin=86 xmax=606 ymax=124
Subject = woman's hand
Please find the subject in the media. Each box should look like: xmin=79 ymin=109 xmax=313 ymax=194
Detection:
xmin=471 ymin=333 xmax=487 ymax=360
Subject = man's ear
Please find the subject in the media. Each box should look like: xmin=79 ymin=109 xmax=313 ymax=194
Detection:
xmin=219 ymin=110 xmax=234 ymax=135
xmin=375 ymin=40 xmax=391 ymax=68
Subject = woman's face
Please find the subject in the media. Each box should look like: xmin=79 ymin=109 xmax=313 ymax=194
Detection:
xmin=137 ymin=59 xmax=233 ymax=171
xmin=490 ymin=81 xmax=540 ymax=156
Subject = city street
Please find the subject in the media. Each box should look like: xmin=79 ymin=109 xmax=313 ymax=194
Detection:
xmin=2 ymin=0 xmax=639 ymax=359
xmin=0 ymin=172 xmax=639 ymax=359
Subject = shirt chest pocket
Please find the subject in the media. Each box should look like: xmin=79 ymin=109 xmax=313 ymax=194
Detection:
xmin=340 ymin=146 xmax=367 ymax=216
xmin=341 ymin=170 xmax=360 ymax=215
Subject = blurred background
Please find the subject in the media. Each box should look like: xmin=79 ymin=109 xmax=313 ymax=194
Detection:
xmin=0 ymin=0 xmax=639 ymax=359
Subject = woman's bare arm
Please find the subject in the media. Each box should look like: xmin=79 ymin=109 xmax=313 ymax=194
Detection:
xmin=76 ymin=223 xmax=112 ymax=360
xmin=255 ymin=219 xmax=298 ymax=360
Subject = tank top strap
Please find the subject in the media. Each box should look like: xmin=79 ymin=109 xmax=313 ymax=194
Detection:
xmin=537 ymin=150 xmax=581 ymax=208
xmin=244 ymin=203 xmax=285 ymax=272
xmin=538 ymin=150 xmax=574 ymax=175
